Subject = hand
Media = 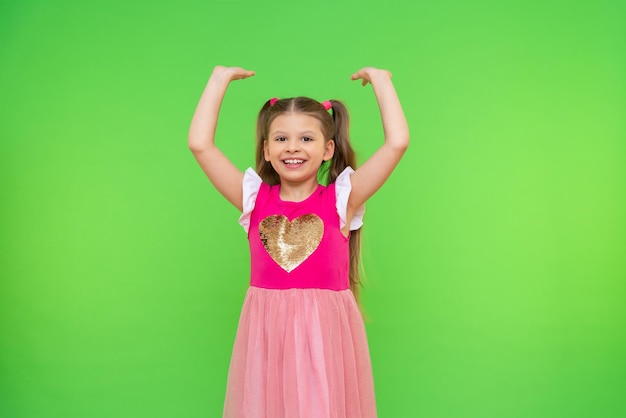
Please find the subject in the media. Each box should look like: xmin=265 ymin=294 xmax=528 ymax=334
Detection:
xmin=350 ymin=67 xmax=392 ymax=86
xmin=211 ymin=65 xmax=256 ymax=83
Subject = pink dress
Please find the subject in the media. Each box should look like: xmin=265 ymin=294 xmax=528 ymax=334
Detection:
xmin=223 ymin=167 xmax=376 ymax=418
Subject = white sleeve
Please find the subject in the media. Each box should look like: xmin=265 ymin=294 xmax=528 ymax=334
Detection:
xmin=335 ymin=166 xmax=365 ymax=231
xmin=237 ymin=168 xmax=263 ymax=233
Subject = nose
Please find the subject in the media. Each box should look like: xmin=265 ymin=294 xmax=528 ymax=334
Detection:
xmin=286 ymin=138 xmax=300 ymax=152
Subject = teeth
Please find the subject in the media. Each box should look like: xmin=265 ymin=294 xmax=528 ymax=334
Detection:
xmin=284 ymin=159 xmax=304 ymax=164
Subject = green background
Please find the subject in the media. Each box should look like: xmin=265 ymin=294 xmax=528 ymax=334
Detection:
xmin=1 ymin=1 xmax=625 ymax=417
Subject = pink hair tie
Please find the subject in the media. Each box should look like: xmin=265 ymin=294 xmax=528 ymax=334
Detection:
xmin=269 ymin=97 xmax=279 ymax=106
xmin=321 ymin=100 xmax=332 ymax=111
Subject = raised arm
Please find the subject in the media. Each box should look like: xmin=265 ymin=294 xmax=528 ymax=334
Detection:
xmin=347 ymin=67 xmax=410 ymax=213
xmin=188 ymin=66 xmax=255 ymax=211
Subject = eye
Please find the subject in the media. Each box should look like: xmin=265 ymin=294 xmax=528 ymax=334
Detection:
xmin=302 ymin=136 xmax=313 ymax=142
xmin=275 ymin=136 xmax=287 ymax=142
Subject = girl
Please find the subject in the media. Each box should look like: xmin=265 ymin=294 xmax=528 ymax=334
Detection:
xmin=188 ymin=65 xmax=409 ymax=418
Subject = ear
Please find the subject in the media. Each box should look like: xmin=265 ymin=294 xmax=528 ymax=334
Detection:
xmin=263 ymin=140 xmax=270 ymax=161
xmin=323 ymin=139 xmax=335 ymax=161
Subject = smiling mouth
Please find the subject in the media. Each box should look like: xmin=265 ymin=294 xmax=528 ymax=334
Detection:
xmin=282 ymin=159 xmax=305 ymax=166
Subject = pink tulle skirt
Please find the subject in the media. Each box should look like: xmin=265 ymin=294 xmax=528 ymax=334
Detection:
xmin=223 ymin=286 xmax=377 ymax=418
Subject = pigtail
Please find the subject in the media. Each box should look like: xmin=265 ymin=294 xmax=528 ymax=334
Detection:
xmin=326 ymin=100 xmax=364 ymax=305
xmin=255 ymin=100 xmax=281 ymax=185
xmin=326 ymin=100 xmax=357 ymax=183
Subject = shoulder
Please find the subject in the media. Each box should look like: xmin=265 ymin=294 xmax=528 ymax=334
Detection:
xmin=333 ymin=167 xmax=365 ymax=231
xmin=238 ymin=168 xmax=266 ymax=233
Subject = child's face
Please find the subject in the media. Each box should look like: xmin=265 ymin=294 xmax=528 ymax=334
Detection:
xmin=264 ymin=113 xmax=335 ymax=184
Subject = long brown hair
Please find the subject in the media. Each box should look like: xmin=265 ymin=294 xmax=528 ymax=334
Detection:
xmin=255 ymin=97 xmax=364 ymax=302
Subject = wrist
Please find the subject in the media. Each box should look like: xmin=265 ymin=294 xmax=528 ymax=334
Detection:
xmin=208 ymin=73 xmax=232 ymax=90
xmin=209 ymin=67 xmax=236 ymax=85
xmin=371 ymin=70 xmax=391 ymax=81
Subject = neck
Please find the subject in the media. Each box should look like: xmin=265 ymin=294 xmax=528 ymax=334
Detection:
xmin=278 ymin=177 xmax=319 ymax=202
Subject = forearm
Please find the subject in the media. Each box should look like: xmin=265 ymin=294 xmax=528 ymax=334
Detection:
xmin=370 ymin=74 xmax=410 ymax=151
xmin=188 ymin=74 xmax=230 ymax=152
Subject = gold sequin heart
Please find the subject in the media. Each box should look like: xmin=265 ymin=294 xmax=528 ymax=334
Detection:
xmin=259 ymin=214 xmax=324 ymax=272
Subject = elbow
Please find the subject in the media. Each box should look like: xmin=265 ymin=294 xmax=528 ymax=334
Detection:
xmin=399 ymin=128 xmax=410 ymax=152
xmin=386 ymin=125 xmax=410 ymax=153
xmin=399 ymin=137 xmax=410 ymax=152
xmin=391 ymin=134 xmax=409 ymax=153
xmin=188 ymin=141 xmax=201 ymax=153
xmin=188 ymin=138 xmax=210 ymax=153
xmin=187 ymin=136 xmax=199 ymax=152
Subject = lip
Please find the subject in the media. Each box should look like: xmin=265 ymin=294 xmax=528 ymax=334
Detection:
xmin=281 ymin=158 xmax=306 ymax=168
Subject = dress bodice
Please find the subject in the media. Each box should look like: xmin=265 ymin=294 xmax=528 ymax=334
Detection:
xmin=248 ymin=182 xmax=350 ymax=290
